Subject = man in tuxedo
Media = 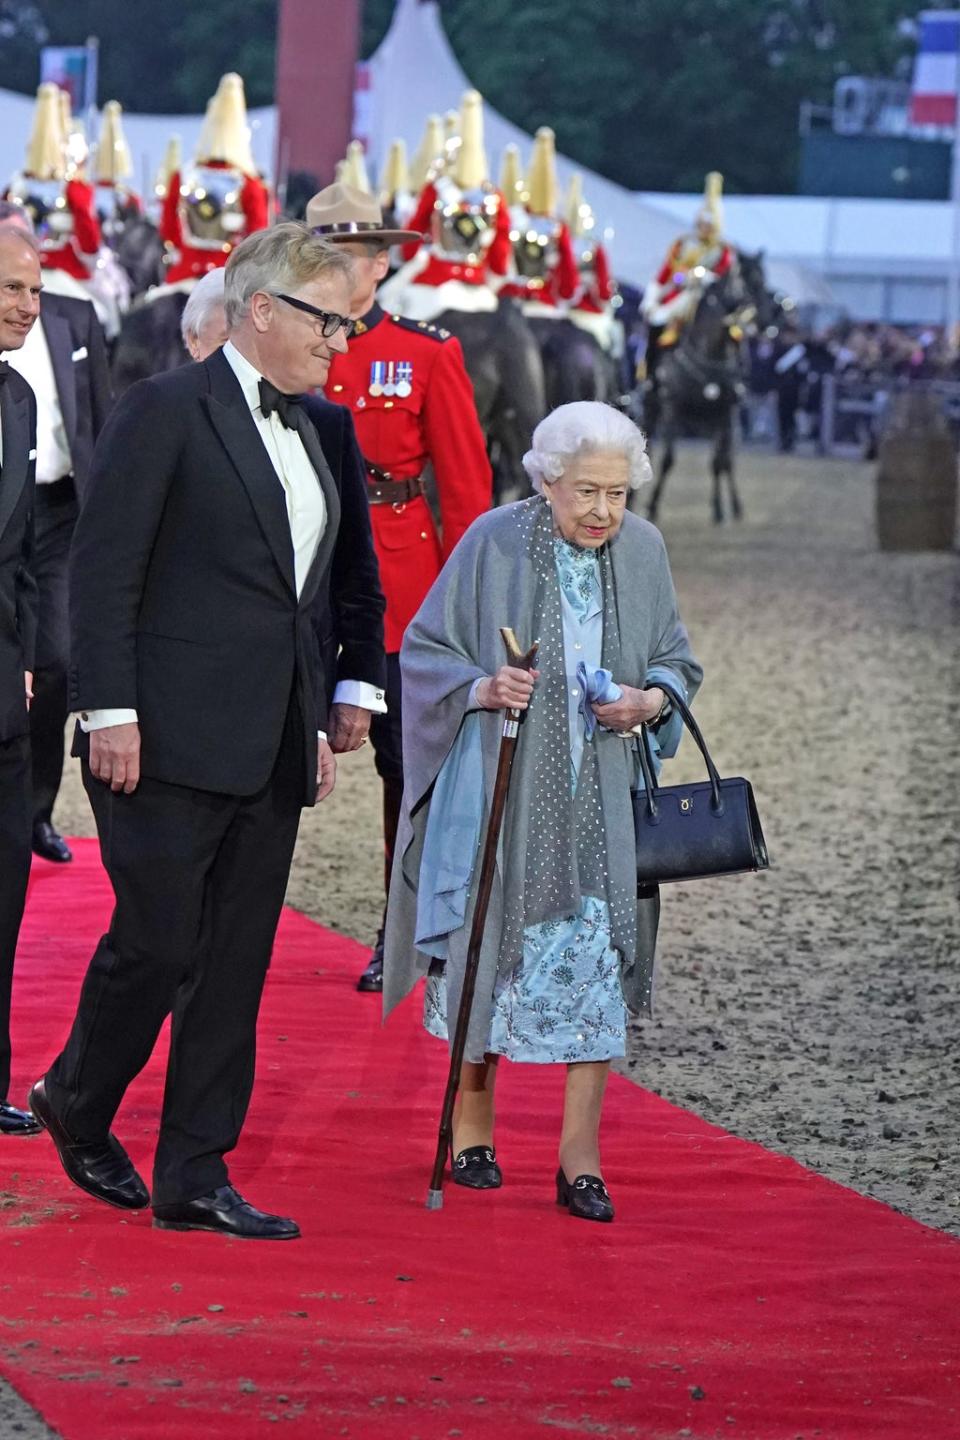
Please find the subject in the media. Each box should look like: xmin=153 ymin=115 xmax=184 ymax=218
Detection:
xmin=30 ymin=223 xmax=386 ymax=1239
xmin=0 ymin=228 xmax=42 ymax=1136
xmin=0 ymin=203 xmax=112 ymax=864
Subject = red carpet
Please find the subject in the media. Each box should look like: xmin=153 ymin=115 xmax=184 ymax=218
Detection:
xmin=1 ymin=840 xmax=957 ymax=1439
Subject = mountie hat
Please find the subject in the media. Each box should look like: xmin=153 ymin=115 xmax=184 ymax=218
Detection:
xmin=305 ymin=180 xmax=422 ymax=247
xmin=95 ymin=101 xmax=133 ymax=184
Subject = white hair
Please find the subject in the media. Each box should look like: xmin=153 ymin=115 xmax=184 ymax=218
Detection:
xmin=522 ymin=401 xmax=653 ymax=493
xmin=180 ymin=266 xmax=226 ymax=345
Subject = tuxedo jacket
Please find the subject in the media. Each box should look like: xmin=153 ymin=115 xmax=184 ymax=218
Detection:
xmin=68 ymin=348 xmax=385 ymax=801
xmin=39 ymin=291 xmax=111 ymax=496
xmin=0 ymin=368 xmax=38 ymax=741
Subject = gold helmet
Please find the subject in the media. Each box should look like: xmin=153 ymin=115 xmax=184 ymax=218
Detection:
xmin=10 ymin=83 xmax=72 ymax=248
xmin=178 ymin=73 xmax=254 ymax=248
xmin=431 ymin=90 xmax=501 ymax=264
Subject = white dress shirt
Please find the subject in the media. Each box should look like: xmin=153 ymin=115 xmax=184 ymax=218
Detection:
xmin=80 ymin=341 xmax=386 ymax=733
xmin=6 ymin=320 xmax=73 ymax=483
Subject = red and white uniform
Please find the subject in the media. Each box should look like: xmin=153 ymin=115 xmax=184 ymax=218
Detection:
xmin=383 ymin=179 xmax=512 ymax=325
xmin=499 ymin=219 xmax=579 ymax=315
xmin=41 ymin=178 xmax=101 ymax=283
xmin=643 ymin=235 xmax=734 ymax=328
xmin=326 ymin=303 xmax=491 ymax=652
xmin=159 ymin=163 xmax=270 ymax=284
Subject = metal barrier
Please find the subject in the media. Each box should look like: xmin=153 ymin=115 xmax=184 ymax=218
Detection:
xmin=819 ymin=374 xmax=960 ymax=454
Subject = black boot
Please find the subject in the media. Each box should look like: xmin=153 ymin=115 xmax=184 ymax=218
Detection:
xmin=356 ymin=778 xmax=403 ymax=994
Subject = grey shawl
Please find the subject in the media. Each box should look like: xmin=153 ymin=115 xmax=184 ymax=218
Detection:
xmin=383 ymin=496 xmax=702 ymax=1062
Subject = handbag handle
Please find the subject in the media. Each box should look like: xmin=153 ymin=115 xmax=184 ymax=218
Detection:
xmin=635 ymin=681 xmax=724 ymax=819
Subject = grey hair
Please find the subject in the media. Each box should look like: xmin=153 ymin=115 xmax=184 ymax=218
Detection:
xmin=522 ymin=401 xmax=653 ymax=493
xmin=0 ymin=200 xmax=34 ymax=231
xmin=180 ymin=266 xmax=226 ymax=346
xmin=223 ymin=221 xmax=355 ymax=328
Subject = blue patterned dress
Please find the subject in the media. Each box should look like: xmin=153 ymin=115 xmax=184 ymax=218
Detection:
xmin=424 ymin=538 xmax=628 ymax=1063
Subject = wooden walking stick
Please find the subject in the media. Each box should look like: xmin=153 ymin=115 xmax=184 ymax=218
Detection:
xmin=425 ymin=626 xmax=539 ymax=1210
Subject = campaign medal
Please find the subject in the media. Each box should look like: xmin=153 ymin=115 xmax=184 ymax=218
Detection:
xmin=356 ymin=395 xmax=366 ymax=408
xmin=368 ymin=361 xmax=386 ymax=397
xmin=382 ymin=361 xmax=397 ymax=397
xmin=395 ymin=361 xmax=413 ymax=398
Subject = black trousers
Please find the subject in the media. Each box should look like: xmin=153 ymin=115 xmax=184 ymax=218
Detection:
xmin=369 ymin=651 xmax=403 ymax=904
xmin=30 ymin=478 xmax=78 ymax=826
xmin=0 ymin=735 xmax=31 ymax=1099
xmin=45 ymin=709 xmax=305 ymax=1206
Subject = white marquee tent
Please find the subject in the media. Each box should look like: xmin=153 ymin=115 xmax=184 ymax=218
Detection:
xmin=0 ymin=0 xmax=950 ymax=322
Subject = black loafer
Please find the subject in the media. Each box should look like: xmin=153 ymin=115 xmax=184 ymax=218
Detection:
xmin=452 ymin=1145 xmax=502 ymax=1190
xmin=357 ymin=936 xmax=384 ymax=993
xmin=0 ymin=1100 xmax=42 ymax=1136
xmin=32 ymin=822 xmax=73 ymax=864
xmin=153 ymin=1184 xmax=300 ymax=1240
xmin=28 ymin=1077 xmax=149 ymax=1210
xmin=556 ymin=1168 xmax=614 ymax=1222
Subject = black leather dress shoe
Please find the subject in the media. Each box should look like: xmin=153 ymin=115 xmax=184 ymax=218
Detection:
xmin=153 ymin=1184 xmax=300 ymax=1239
xmin=28 ymin=1078 xmax=149 ymax=1210
xmin=32 ymin=822 xmax=73 ymax=864
xmin=0 ymin=1100 xmax=42 ymax=1136
xmin=357 ymin=932 xmax=384 ymax=992
xmin=556 ymin=1168 xmax=614 ymax=1222
xmin=452 ymin=1145 xmax=502 ymax=1190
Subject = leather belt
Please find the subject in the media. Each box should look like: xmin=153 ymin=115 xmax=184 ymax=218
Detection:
xmin=365 ymin=467 xmax=425 ymax=505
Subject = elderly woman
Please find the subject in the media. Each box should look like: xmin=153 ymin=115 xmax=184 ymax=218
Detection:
xmin=383 ymin=401 xmax=702 ymax=1222
xmin=180 ymin=266 xmax=229 ymax=361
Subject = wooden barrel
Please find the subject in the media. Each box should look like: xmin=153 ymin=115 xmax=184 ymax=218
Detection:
xmin=875 ymin=391 xmax=958 ymax=551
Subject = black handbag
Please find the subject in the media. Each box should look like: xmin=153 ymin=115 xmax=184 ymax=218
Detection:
xmin=633 ymin=683 xmax=769 ymax=885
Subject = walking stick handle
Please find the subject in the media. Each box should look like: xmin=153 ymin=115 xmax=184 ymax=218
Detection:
xmin=500 ymin=627 xmax=539 ymax=674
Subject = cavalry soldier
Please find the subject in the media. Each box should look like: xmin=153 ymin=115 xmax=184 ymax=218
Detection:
xmin=93 ymin=102 xmax=142 ymax=237
xmin=7 ymin=83 xmax=102 ymax=289
xmin=380 ymin=90 xmax=512 ymax=323
xmin=642 ymin=171 xmax=735 ymax=354
xmin=497 ymin=128 xmax=578 ymax=319
xmin=307 ymin=180 xmax=491 ymax=992
xmin=565 ymin=171 xmax=620 ymax=355
xmin=159 ymin=72 xmax=270 ymax=285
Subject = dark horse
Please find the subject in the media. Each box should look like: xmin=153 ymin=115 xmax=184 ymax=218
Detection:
xmin=434 ymin=299 xmax=547 ymax=505
xmin=527 ymin=315 xmax=619 ymax=411
xmin=646 ymin=267 xmax=757 ymax=524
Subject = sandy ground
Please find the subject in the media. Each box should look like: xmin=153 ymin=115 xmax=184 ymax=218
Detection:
xmin=6 ymin=444 xmax=958 ymax=1436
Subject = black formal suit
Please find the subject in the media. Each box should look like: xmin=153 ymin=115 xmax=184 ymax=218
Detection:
xmin=46 ymin=346 xmax=385 ymax=1205
xmin=16 ymin=293 xmax=111 ymax=830
xmin=0 ymin=364 xmax=38 ymax=1099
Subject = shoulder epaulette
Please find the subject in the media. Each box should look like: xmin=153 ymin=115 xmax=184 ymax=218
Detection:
xmin=389 ymin=313 xmax=453 ymax=342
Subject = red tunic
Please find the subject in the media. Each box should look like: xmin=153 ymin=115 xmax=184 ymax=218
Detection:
xmin=326 ymin=303 xmax=491 ymax=652
xmin=40 ymin=179 xmax=101 ymax=283
xmin=160 ymin=166 xmax=270 ymax=284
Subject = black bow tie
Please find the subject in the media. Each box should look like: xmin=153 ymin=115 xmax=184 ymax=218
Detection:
xmin=259 ymin=379 xmax=305 ymax=430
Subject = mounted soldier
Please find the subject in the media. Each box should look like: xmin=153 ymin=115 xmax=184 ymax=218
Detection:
xmin=380 ymin=93 xmax=545 ymax=503
xmin=112 ymin=72 xmax=270 ymax=392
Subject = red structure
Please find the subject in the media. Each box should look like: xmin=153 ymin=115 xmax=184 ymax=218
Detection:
xmin=274 ymin=0 xmax=362 ymax=189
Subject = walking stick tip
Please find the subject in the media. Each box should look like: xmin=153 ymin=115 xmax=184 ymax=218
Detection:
xmin=425 ymin=1189 xmax=444 ymax=1211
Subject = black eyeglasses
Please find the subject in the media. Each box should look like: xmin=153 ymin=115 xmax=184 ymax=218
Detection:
xmin=272 ymin=292 xmax=356 ymax=339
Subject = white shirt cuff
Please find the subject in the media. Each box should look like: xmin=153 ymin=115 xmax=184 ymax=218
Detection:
xmin=467 ymin=678 xmax=486 ymax=711
xmin=78 ymin=708 xmax=139 ymax=732
xmin=332 ymin=679 xmax=387 ymax=714
xmin=318 ymin=730 xmax=326 ymax=742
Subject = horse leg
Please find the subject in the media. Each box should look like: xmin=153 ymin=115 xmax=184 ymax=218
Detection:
xmin=647 ymin=412 xmax=675 ymax=522
xmin=722 ymin=408 xmax=743 ymax=520
xmin=710 ymin=417 xmax=726 ymax=524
